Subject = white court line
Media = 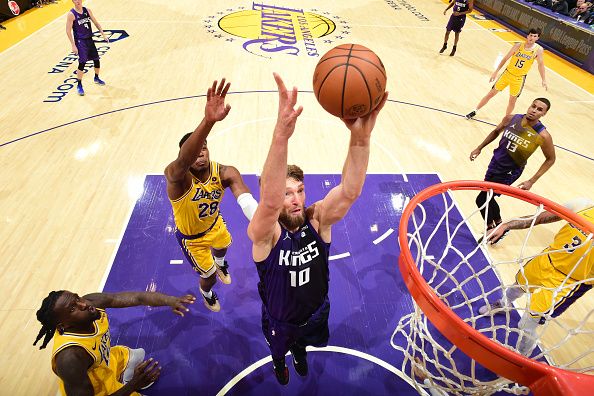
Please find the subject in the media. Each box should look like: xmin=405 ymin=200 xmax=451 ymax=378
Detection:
xmin=169 ymin=259 xmax=184 ymax=265
xmin=329 ymin=252 xmax=351 ymax=261
xmin=374 ymin=141 xmax=409 ymax=182
xmin=97 ymin=185 xmax=138 ymax=291
xmin=373 ymin=228 xmax=394 ymax=245
xmin=215 ymin=345 xmax=429 ymax=396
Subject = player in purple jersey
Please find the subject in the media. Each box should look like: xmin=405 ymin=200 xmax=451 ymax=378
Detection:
xmin=440 ymin=0 xmax=474 ymax=56
xmin=247 ymin=73 xmax=388 ymax=385
xmin=469 ymin=98 xmax=555 ymax=241
xmin=66 ymin=0 xmax=109 ymax=96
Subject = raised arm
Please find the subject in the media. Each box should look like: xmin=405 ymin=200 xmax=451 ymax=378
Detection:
xmin=83 ymin=292 xmax=195 ymax=316
xmin=469 ymin=114 xmax=513 ymax=160
xmin=247 ymin=73 xmax=303 ymax=253
xmin=313 ymin=93 xmax=388 ymax=235
xmin=66 ymin=12 xmax=77 ymax=55
xmin=164 ymin=79 xmax=231 ymax=200
xmin=87 ymin=8 xmax=108 ymax=42
xmin=536 ymin=46 xmax=547 ymax=90
xmin=518 ymin=129 xmax=555 ymax=190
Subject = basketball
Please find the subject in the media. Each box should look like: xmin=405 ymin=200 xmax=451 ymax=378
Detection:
xmin=313 ymin=44 xmax=387 ymax=119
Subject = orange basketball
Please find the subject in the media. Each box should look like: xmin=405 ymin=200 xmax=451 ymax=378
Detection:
xmin=313 ymin=44 xmax=387 ymax=119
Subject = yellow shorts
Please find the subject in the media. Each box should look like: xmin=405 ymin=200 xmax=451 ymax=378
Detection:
xmin=493 ymin=70 xmax=526 ymax=97
xmin=516 ymin=255 xmax=589 ymax=321
xmin=176 ymin=216 xmax=232 ymax=277
xmin=59 ymin=346 xmax=140 ymax=396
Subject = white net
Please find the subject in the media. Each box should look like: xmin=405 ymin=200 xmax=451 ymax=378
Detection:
xmin=391 ymin=186 xmax=594 ymax=396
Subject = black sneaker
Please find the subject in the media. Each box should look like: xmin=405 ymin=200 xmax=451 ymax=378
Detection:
xmin=449 ymin=46 xmax=457 ymax=56
xmin=465 ymin=110 xmax=476 ymax=120
xmin=273 ymin=363 xmax=289 ymax=385
xmin=216 ymin=261 xmax=231 ymax=284
xmin=202 ymin=290 xmax=220 ymax=312
xmin=291 ymin=352 xmax=308 ymax=376
xmin=439 ymin=43 xmax=447 ymax=54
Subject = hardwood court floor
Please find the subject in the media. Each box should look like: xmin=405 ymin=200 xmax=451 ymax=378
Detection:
xmin=0 ymin=1 xmax=592 ymax=394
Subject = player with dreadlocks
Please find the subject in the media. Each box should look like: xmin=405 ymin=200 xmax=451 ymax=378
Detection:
xmin=34 ymin=290 xmax=195 ymax=396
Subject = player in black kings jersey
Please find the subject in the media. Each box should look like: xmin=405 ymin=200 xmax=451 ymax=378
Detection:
xmin=247 ymin=73 xmax=388 ymax=385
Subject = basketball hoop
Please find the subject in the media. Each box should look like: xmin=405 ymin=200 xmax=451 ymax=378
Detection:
xmin=394 ymin=180 xmax=594 ymax=396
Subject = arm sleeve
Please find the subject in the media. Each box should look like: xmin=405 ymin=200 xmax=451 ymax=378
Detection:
xmin=237 ymin=192 xmax=258 ymax=221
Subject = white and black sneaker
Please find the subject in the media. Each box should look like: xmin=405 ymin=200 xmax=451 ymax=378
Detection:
xmin=465 ymin=110 xmax=476 ymax=120
xmin=216 ymin=261 xmax=231 ymax=285
xmin=202 ymin=290 xmax=221 ymax=312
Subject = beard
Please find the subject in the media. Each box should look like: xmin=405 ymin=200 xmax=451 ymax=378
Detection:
xmin=279 ymin=207 xmax=306 ymax=231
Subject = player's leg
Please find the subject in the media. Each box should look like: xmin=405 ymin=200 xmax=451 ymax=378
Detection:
xmin=175 ymin=232 xmax=221 ymax=312
xmin=291 ymin=297 xmax=330 ymax=377
xmin=262 ymin=307 xmax=293 ymax=385
xmin=466 ymin=72 xmax=508 ymax=119
xmin=506 ymin=75 xmax=524 ymax=115
xmin=93 ymin=59 xmax=105 ymax=85
xmin=76 ymin=63 xmax=85 ymax=96
xmin=210 ymin=217 xmax=233 ymax=284
xmin=440 ymin=29 xmax=451 ymax=53
xmin=450 ymin=31 xmax=460 ymax=56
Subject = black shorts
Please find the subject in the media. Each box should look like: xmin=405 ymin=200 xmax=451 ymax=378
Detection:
xmin=261 ymin=296 xmax=330 ymax=360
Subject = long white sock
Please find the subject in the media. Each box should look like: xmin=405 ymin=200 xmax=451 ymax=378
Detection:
xmin=518 ymin=313 xmax=539 ymax=355
xmin=505 ymin=286 xmax=524 ymax=304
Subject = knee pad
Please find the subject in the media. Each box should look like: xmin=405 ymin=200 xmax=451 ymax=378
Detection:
xmin=77 ymin=63 xmax=85 ymax=71
xmin=93 ymin=59 xmax=100 ymax=69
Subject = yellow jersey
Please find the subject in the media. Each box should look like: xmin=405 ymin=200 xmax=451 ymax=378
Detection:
xmin=506 ymin=42 xmax=540 ymax=77
xmin=546 ymin=206 xmax=594 ymax=282
xmin=51 ymin=309 xmax=138 ymax=396
xmin=170 ymin=161 xmax=225 ymax=236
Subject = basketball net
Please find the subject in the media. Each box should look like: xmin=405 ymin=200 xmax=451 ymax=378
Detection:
xmin=391 ymin=181 xmax=594 ymax=396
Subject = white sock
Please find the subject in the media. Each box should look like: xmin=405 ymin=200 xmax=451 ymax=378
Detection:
xmin=214 ymin=256 xmax=225 ymax=267
xmin=505 ymin=286 xmax=524 ymax=304
xmin=200 ymin=287 xmax=213 ymax=298
xmin=518 ymin=314 xmax=539 ymax=355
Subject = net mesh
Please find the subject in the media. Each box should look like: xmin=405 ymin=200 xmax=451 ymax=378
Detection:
xmin=391 ymin=186 xmax=594 ymax=396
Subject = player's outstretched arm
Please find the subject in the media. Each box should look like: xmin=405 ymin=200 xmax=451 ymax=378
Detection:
xmin=248 ymin=73 xmax=302 ymax=252
xmin=164 ymin=79 xmax=231 ymax=198
xmin=469 ymin=114 xmax=512 ymax=160
xmin=518 ymin=130 xmax=555 ymax=190
xmin=444 ymin=1 xmax=454 ymax=15
xmin=84 ymin=292 xmax=196 ymax=316
xmin=314 ymin=93 xmax=388 ymax=228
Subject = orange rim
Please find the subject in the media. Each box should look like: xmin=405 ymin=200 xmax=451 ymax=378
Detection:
xmin=398 ymin=180 xmax=594 ymax=396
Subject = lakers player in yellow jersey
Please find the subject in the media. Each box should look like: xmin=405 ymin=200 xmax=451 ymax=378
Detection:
xmin=34 ymin=290 xmax=195 ymax=395
xmin=164 ymin=78 xmax=257 ymax=312
xmin=466 ymin=28 xmax=547 ymax=119
xmin=480 ymin=198 xmax=594 ymax=354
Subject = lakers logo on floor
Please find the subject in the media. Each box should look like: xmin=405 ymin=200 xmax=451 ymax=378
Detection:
xmin=203 ymin=3 xmax=351 ymax=59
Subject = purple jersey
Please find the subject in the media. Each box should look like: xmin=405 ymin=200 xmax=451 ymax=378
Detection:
xmin=71 ymin=7 xmax=93 ymax=39
xmin=453 ymin=0 xmax=470 ymax=13
xmin=488 ymin=114 xmax=546 ymax=172
xmin=256 ymin=217 xmax=330 ymax=325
